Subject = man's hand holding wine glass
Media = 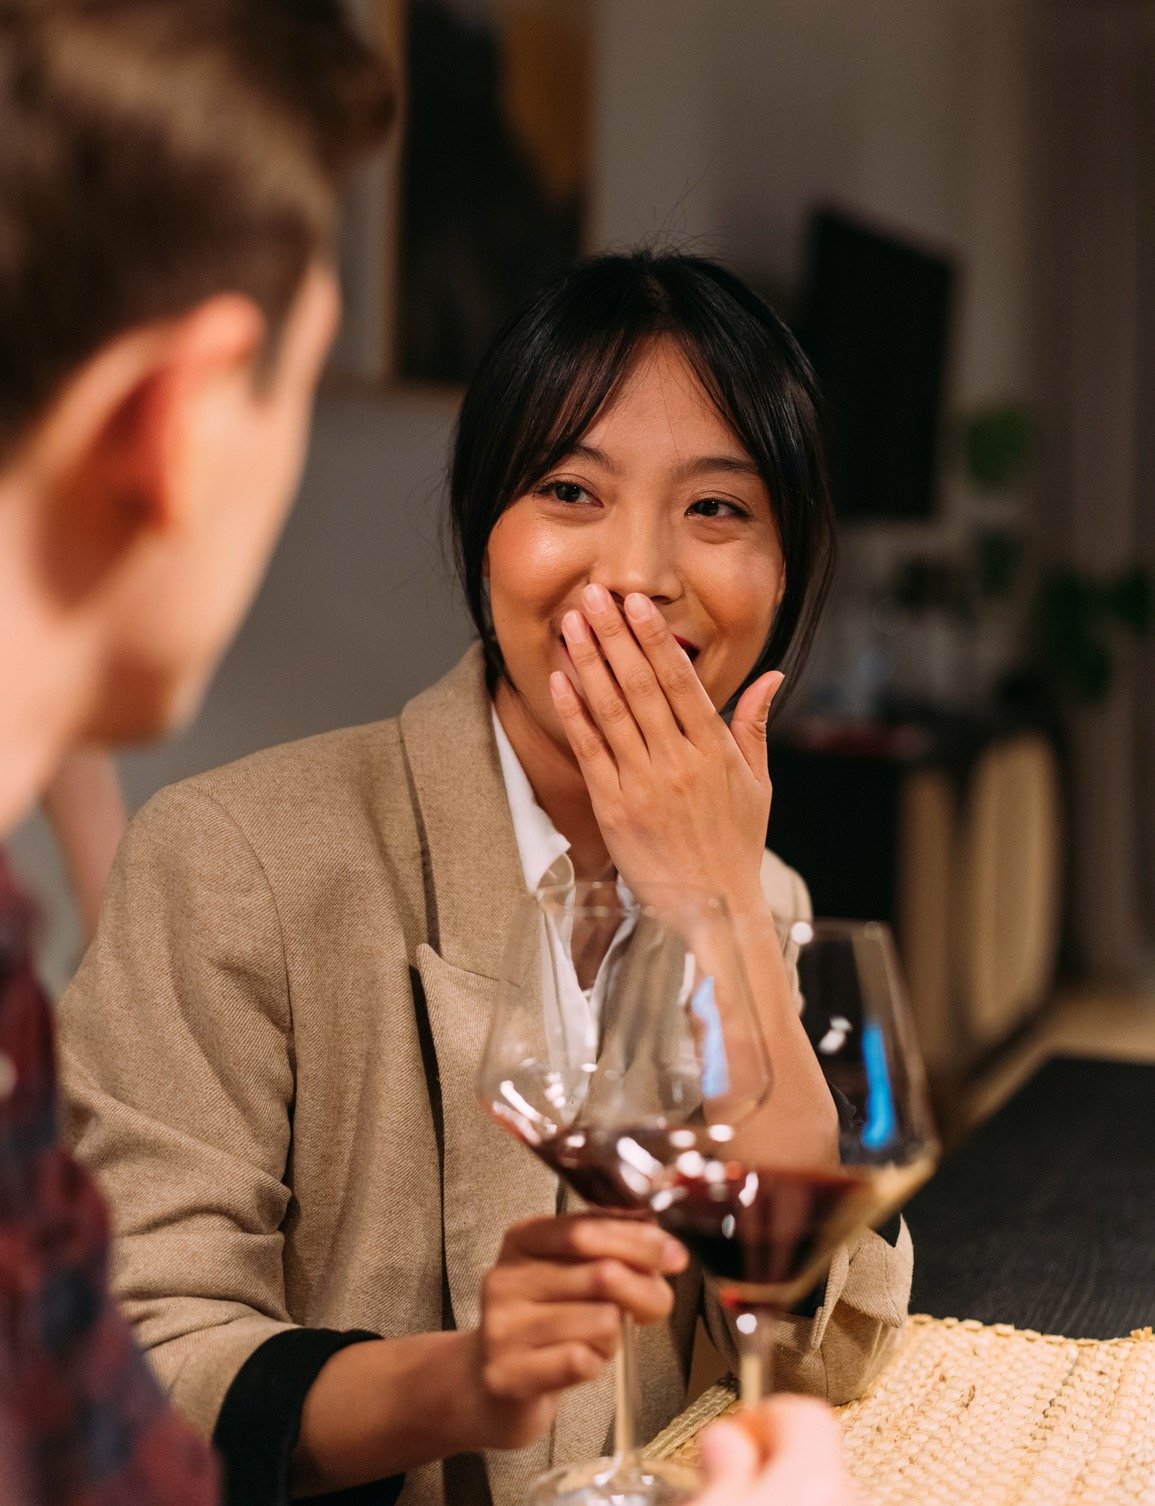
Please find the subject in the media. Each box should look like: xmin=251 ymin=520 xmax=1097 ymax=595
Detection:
xmin=695 ymin=1398 xmax=861 ymax=1506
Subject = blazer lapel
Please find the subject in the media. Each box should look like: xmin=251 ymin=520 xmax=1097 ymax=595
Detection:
xmin=414 ymin=942 xmax=557 ymax=1499
xmin=400 ymin=646 xmax=546 ymax=1294
xmin=401 ymin=649 xmax=619 ymax=1489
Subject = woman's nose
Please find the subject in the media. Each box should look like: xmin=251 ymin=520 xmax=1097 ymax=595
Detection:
xmin=593 ymin=514 xmax=682 ymax=605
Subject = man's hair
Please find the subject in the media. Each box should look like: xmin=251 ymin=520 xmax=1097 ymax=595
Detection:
xmin=0 ymin=0 xmax=394 ymax=455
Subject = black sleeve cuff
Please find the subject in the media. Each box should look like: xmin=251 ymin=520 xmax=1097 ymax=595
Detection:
xmin=213 ymin=1327 xmax=404 ymax=1506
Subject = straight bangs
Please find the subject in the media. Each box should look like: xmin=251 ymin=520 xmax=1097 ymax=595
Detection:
xmin=502 ymin=317 xmax=650 ymax=508
xmin=450 ymin=259 xmax=680 ymax=681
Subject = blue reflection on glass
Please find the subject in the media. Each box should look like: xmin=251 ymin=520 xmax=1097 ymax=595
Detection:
xmin=861 ymin=1022 xmax=896 ymax=1150
xmin=691 ymin=976 xmax=730 ymax=1097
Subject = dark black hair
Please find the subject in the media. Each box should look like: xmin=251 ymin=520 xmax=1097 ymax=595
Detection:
xmin=449 ymin=249 xmax=836 ymax=705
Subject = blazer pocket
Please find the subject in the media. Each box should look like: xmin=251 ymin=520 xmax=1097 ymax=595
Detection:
xmin=414 ymin=944 xmax=556 ymax=1333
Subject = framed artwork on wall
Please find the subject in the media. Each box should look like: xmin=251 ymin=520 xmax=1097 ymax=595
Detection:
xmin=332 ymin=0 xmax=595 ymax=388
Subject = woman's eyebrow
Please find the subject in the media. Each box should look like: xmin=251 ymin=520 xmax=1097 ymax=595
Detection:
xmin=554 ymin=446 xmax=762 ymax=482
xmin=671 ymin=454 xmax=763 ymax=481
xmin=560 ymin=442 xmax=620 ymax=473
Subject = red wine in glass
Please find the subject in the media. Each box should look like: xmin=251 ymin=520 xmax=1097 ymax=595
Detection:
xmin=509 ymin=1116 xmax=931 ymax=1312
xmin=652 ymin=1154 xmax=933 ymax=1310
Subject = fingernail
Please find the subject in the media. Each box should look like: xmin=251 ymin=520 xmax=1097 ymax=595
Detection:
xmin=549 ymin=671 xmax=573 ymax=700
xmin=624 ymin=593 xmax=655 ymax=621
xmin=583 ymin=583 xmax=612 ymax=612
xmin=563 ymin=609 xmax=590 ymax=641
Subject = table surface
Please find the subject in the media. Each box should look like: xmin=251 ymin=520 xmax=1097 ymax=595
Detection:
xmin=905 ymin=1054 xmax=1155 ymax=1340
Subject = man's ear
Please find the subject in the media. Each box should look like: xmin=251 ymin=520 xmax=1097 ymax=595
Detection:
xmin=28 ymin=295 xmax=265 ymax=603
xmin=130 ymin=293 xmax=267 ymax=533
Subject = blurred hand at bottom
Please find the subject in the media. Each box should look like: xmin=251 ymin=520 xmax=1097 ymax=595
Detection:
xmin=693 ymin=1396 xmax=861 ymax=1506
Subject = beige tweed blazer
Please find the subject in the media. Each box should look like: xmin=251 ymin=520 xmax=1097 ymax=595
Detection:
xmin=60 ymin=645 xmax=911 ymax=1506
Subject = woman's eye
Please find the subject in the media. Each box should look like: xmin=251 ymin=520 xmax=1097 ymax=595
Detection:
xmin=689 ymin=497 xmax=745 ymax=519
xmin=538 ymin=480 xmax=591 ymax=506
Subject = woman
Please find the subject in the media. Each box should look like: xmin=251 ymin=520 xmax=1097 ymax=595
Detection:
xmin=59 ymin=253 xmax=911 ymax=1505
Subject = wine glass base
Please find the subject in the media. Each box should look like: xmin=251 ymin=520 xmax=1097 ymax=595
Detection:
xmin=525 ymin=1455 xmax=698 ymax=1506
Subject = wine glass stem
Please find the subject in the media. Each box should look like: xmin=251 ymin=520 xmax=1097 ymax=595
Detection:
xmin=738 ymin=1306 xmax=779 ymax=1408
xmin=613 ymin=1311 xmax=642 ymax=1465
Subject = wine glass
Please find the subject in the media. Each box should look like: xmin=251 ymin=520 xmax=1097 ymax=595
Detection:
xmin=478 ymin=881 xmax=774 ymax=1506
xmin=651 ymin=918 xmax=940 ymax=1406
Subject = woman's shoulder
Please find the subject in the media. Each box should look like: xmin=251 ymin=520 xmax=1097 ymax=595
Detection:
xmin=127 ymin=645 xmax=490 ymax=861
xmin=188 ymin=716 xmax=405 ymax=810
xmin=759 ymin=846 xmax=813 ymax=923
xmin=120 ymin=717 xmax=410 ymax=880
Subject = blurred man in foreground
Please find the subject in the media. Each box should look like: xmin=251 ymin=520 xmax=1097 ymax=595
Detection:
xmin=0 ymin=2 xmax=856 ymax=1502
xmin=696 ymin=1399 xmax=860 ymax=1506
xmin=0 ymin=2 xmax=391 ymax=1498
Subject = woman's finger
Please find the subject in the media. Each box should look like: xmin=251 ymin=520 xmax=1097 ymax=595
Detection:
xmin=757 ymin=1395 xmax=848 ymax=1469
xmin=549 ymin=669 xmax=620 ymax=792
xmin=729 ymin=672 xmax=784 ymax=782
xmin=696 ymin=1398 xmax=860 ymax=1506
xmin=560 ymin=607 xmax=648 ymax=766
xmin=577 ymin=585 xmax=681 ymax=751
xmin=504 ymin=1213 xmax=685 ymax=1272
xmin=489 ymin=1255 xmax=677 ymax=1325
xmin=482 ymin=1340 xmax=607 ymax=1402
xmin=622 ymin=593 xmax=726 ymax=744
xmin=489 ymin=1300 xmax=621 ymax=1360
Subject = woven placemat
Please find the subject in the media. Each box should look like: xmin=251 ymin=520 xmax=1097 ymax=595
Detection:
xmin=647 ymin=1315 xmax=1155 ymax=1504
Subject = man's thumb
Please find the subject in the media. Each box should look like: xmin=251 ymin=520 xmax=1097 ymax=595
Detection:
xmin=696 ymin=1417 xmax=762 ymax=1497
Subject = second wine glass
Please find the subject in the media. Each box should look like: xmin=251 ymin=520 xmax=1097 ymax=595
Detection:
xmin=651 ymin=918 xmax=939 ymax=1406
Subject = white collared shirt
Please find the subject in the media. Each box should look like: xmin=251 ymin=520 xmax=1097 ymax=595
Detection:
xmin=491 ymin=704 xmax=574 ymax=899
xmin=491 ymin=707 xmax=639 ymax=1084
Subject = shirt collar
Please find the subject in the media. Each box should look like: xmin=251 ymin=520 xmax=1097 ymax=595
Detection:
xmin=491 ymin=706 xmax=574 ymax=895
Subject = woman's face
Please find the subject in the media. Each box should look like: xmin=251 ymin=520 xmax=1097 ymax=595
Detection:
xmin=485 ymin=336 xmax=786 ymax=748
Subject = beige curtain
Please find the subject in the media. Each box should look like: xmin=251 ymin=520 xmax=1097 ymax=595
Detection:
xmin=1032 ymin=0 xmax=1155 ymax=979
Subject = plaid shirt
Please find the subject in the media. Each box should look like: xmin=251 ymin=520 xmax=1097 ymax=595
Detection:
xmin=0 ymin=854 xmax=219 ymax=1506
